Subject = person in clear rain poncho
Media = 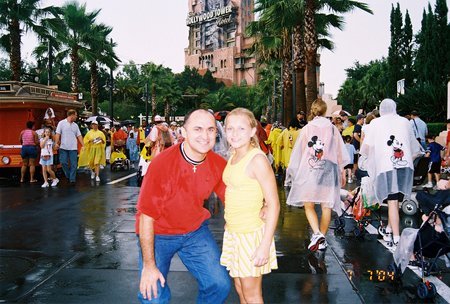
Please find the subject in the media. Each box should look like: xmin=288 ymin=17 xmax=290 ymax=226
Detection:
xmin=285 ymin=98 xmax=350 ymax=251
xmin=360 ymin=98 xmax=422 ymax=247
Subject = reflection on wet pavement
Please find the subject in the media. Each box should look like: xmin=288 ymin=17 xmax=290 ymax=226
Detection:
xmin=0 ymin=169 xmax=449 ymax=303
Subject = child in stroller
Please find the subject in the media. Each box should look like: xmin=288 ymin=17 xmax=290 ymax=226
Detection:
xmin=392 ymin=180 xmax=450 ymax=299
xmin=110 ymin=142 xmax=130 ymax=171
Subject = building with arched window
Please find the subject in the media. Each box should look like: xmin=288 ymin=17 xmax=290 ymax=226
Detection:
xmin=184 ymin=0 xmax=256 ymax=86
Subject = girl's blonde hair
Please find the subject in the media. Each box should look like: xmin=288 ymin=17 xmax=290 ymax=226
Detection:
xmin=225 ymin=107 xmax=260 ymax=148
xmin=309 ymin=98 xmax=327 ymax=120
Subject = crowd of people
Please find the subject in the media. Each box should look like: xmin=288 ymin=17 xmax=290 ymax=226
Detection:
xmin=17 ymin=101 xmax=450 ymax=303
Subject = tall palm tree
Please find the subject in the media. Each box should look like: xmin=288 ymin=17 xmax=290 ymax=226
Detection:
xmin=304 ymin=0 xmax=372 ymax=109
xmin=51 ymin=1 xmax=100 ymax=93
xmin=0 ymin=0 xmax=57 ymax=81
xmin=84 ymin=25 xmax=119 ymax=115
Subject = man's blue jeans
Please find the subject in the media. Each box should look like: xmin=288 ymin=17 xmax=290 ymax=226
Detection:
xmin=137 ymin=221 xmax=231 ymax=304
xmin=59 ymin=149 xmax=78 ymax=182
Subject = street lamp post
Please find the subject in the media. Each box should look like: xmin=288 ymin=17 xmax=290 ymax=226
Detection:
xmin=105 ymin=70 xmax=115 ymax=127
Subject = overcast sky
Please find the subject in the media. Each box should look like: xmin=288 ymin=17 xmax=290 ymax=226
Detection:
xmin=18 ymin=0 xmax=440 ymax=98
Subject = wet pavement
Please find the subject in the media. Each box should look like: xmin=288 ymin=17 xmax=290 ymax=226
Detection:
xmin=0 ymin=168 xmax=449 ymax=303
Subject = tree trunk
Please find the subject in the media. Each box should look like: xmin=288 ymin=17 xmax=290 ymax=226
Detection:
xmin=164 ymin=99 xmax=170 ymax=121
xmin=151 ymin=83 xmax=157 ymax=117
xmin=70 ymin=46 xmax=80 ymax=93
xmin=304 ymin=0 xmax=318 ymax=115
xmin=282 ymin=59 xmax=293 ymax=125
xmin=9 ymin=18 xmax=21 ymax=81
xmin=90 ymin=61 xmax=99 ymax=115
xmin=296 ymin=70 xmax=307 ymax=113
xmin=292 ymin=24 xmax=307 ymax=114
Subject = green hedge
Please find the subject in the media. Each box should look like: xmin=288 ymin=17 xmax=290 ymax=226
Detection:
xmin=427 ymin=122 xmax=446 ymax=136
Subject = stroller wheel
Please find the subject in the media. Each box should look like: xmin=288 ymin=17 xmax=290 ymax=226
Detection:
xmin=417 ymin=281 xmax=436 ymax=299
xmin=387 ymin=263 xmax=402 ymax=280
xmin=401 ymin=200 xmax=417 ymax=215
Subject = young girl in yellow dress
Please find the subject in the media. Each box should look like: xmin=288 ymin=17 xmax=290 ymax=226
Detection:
xmin=220 ymin=108 xmax=280 ymax=303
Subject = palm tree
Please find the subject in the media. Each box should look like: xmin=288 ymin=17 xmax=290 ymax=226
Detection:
xmin=304 ymin=0 xmax=372 ymax=109
xmin=0 ymin=0 xmax=57 ymax=81
xmin=84 ymin=25 xmax=119 ymax=115
xmin=51 ymin=1 xmax=100 ymax=93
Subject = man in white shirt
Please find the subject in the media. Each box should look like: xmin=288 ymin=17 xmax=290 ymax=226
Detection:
xmin=410 ymin=110 xmax=428 ymax=149
xmin=54 ymin=109 xmax=84 ymax=183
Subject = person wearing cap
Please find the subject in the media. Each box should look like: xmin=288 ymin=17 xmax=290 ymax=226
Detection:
xmin=78 ymin=120 xmax=106 ymax=182
xmin=144 ymin=115 xmax=173 ymax=159
xmin=136 ymin=109 xmax=231 ymax=303
xmin=169 ymin=121 xmax=180 ymax=145
xmin=410 ymin=110 xmax=428 ymax=149
xmin=340 ymin=111 xmax=350 ymax=128
xmin=54 ymin=109 xmax=84 ymax=183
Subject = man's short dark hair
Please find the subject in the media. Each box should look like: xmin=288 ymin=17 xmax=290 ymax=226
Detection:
xmin=411 ymin=110 xmax=419 ymax=116
xmin=183 ymin=109 xmax=214 ymax=126
xmin=67 ymin=109 xmax=77 ymax=116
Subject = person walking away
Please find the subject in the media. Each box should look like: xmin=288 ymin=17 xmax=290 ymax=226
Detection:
xmin=127 ymin=132 xmax=139 ymax=168
xmin=103 ymin=124 xmax=112 ymax=163
xmin=423 ymin=134 xmax=444 ymax=188
xmin=136 ymin=109 xmax=231 ymax=303
xmin=39 ymin=127 xmax=58 ymax=187
xmin=19 ymin=121 xmax=39 ymax=183
xmin=360 ymin=99 xmax=422 ymax=247
xmin=78 ymin=121 xmax=106 ymax=182
xmin=54 ymin=109 xmax=83 ymax=183
xmin=220 ymin=108 xmax=279 ymax=304
xmin=343 ymin=135 xmax=356 ymax=183
xmin=352 ymin=114 xmax=365 ymax=180
xmin=285 ymin=98 xmax=350 ymax=251
xmin=277 ymin=119 xmax=301 ymax=170
xmin=410 ymin=110 xmax=428 ymax=149
xmin=144 ymin=116 xmax=173 ymax=159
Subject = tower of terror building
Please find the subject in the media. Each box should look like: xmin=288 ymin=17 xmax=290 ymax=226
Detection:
xmin=184 ymin=0 xmax=256 ymax=86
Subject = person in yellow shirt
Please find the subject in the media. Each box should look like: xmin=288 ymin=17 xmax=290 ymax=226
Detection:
xmin=78 ymin=121 xmax=106 ymax=182
xmin=266 ymin=123 xmax=283 ymax=170
xmin=277 ymin=119 xmax=301 ymax=169
xmin=342 ymin=117 xmax=356 ymax=137
xmin=221 ymin=108 xmax=279 ymax=304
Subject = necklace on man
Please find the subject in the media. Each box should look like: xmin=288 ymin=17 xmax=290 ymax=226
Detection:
xmin=180 ymin=142 xmax=206 ymax=173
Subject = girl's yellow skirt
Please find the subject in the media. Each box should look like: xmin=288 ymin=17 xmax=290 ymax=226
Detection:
xmin=220 ymin=225 xmax=278 ymax=278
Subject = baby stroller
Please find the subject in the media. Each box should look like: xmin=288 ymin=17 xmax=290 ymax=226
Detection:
xmin=110 ymin=147 xmax=130 ymax=171
xmin=334 ymin=185 xmax=380 ymax=237
xmin=391 ymin=189 xmax=450 ymax=299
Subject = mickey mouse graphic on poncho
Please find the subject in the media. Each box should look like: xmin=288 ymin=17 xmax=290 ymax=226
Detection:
xmin=387 ymin=135 xmax=408 ymax=167
xmin=308 ymin=136 xmax=325 ymax=168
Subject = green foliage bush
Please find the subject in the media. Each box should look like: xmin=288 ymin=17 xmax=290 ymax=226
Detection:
xmin=427 ymin=122 xmax=446 ymax=136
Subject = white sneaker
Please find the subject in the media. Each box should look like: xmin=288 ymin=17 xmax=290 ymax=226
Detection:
xmin=51 ymin=178 xmax=59 ymax=187
xmin=91 ymin=171 xmax=96 ymax=179
xmin=95 ymin=176 xmax=100 ymax=182
xmin=41 ymin=182 xmax=49 ymax=188
xmin=379 ymin=226 xmax=393 ymax=242
xmin=423 ymin=182 xmax=433 ymax=188
xmin=308 ymin=232 xmax=325 ymax=251
xmin=318 ymin=240 xmax=328 ymax=251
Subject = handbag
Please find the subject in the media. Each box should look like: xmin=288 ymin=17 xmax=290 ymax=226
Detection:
xmin=360 ymin=176 xmax=379 ymax=210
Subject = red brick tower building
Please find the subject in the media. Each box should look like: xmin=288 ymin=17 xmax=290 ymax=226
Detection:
xmin=184 ymin=0 xmax=257 ymax=86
